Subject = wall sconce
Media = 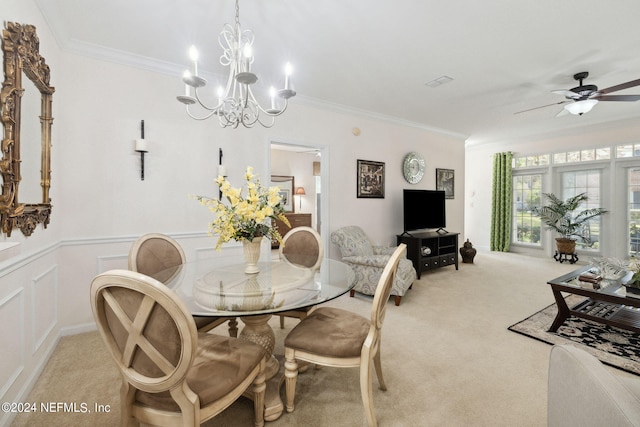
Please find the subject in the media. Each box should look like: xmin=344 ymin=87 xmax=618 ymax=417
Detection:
xmin=134 ymin=120 xmax=148 ymax=180
xmin=218 ymin=148 xmax=227 ymax=199
xmin=295 ymin=187 xmax=306 ymax=211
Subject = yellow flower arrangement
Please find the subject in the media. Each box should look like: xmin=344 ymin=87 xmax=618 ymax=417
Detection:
xmin=194 ymin=166 xmax=290 ymax=250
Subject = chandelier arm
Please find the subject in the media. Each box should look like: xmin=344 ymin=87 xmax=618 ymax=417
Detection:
xmin=184 ymin=105 xmax=220 ymax=121
xmin=192 ymin=88 xmax=219 ymax=112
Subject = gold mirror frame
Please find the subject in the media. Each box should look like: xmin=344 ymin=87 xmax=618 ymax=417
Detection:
xmin=1 ymin=22 xmax=54 ymax=237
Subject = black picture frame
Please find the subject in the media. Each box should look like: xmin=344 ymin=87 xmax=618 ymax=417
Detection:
xmin=436 ymin=168 xmax=454 ymax=199
xmin=357 ymin=159 xmax=385 ymax=198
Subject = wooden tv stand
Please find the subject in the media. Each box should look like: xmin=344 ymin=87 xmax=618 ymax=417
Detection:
xmin=397 ymin=231 xmax=459 ymax=279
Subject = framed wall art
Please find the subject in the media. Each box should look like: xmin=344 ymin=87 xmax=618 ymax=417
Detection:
xmin=357 ymin=159 xmax=385 ymax=198
xmin=270 ymin=175 xmax=295 ymax=212
xmin=436 ymin=168 xmax=454 ymax=199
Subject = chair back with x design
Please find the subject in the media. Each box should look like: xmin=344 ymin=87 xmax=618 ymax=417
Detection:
xmin=91 ymin=269 xmax=196 ymax=394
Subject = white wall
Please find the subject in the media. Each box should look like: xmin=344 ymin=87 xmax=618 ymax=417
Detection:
xmin=0 ymin=1 xmax=466 ymax=420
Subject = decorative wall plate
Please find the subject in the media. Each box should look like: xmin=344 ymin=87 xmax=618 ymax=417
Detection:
xmin=402 ymin=152 xmax=425 ymax=184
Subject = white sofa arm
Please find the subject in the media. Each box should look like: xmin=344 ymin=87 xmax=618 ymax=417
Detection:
xmin=548 ymin=344 xmax=640 ymax=427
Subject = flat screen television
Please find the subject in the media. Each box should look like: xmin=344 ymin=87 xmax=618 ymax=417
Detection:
xmin=403 ymin=189 xmax=446 ymax=233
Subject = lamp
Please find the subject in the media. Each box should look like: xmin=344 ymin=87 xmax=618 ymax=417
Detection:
xmin=295 ymin=187 xmax=305 ymax=210
xmin=564 ymin=99 xmax=598 ymax=115
xmin=176 ymin=0 xmax=296 ymax=128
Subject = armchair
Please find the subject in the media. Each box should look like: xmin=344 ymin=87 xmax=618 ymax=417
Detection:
xmin=330 ymin=226 xmax=416 ymax=305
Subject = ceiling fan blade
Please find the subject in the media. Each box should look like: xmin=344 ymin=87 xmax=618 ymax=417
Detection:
xmin=514 ymin=100 xmax=569 ymax=115
xmin=552 ymin=89 xmax=581 ymax=99
xmin=592 ymin=94 xmax=640 ymax=102
xmin=598 ymin=79 xmax=640 ymax=94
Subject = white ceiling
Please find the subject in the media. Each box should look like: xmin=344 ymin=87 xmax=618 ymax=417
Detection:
xmin=35 ymin=0 xmax=640 ymax=145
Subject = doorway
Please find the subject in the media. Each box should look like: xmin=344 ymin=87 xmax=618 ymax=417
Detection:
xmin=269 ymin=141 xmax=329 ymax=251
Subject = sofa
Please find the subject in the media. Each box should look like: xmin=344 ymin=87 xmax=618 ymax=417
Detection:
xmin=548 ymin=344 xmax=640 ymax=427
xmin=330 ymin=226 xmax=416 ymax=305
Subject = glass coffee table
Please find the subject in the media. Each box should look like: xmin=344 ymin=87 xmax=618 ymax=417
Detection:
xmin=547 ymin=265 xmax=640 ymax=333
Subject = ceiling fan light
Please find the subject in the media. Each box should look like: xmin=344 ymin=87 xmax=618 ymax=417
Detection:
xmin=564 ymin=99 xmax=598 ymax=115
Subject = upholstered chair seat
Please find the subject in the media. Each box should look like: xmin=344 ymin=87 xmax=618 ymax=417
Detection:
xmin=285 ymin=307 xmax=370 ymax=358
xmin=330 ymin=226 xmax=416 ymax=305
xmin=284 ymin=244 xmax=407 ymax=427
xmin=134 ymin=333 xmax=265 ymax=412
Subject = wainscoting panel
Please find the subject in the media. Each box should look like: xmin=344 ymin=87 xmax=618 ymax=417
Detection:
xmin=31 ymin=265 xmax=59 ymax=354
xmin=0 ymin=288 xmax=25 ymax=396
xmin=97 ymin=254 xmax=128 ymax=274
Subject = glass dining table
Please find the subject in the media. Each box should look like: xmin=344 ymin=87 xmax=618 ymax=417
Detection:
xmin=158 ymin=256 xmax=356 ymax=420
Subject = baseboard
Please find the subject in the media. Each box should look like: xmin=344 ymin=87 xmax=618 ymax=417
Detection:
xmin=60 ymin=322 xmax=97 ymax=336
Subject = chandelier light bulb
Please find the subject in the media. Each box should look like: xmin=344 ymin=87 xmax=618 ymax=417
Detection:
xmin=182 ymin=70 xmax=191 ymax=96
xmin=217 ymin=86 xmax=224 ymax=104
xmin=269 ymin=86 xmax=276 ymax=110
xmin=189 ymin=45 xmax=199 ymax=61
xmin=243 ymin=44 xmax=253 ymax=58
xmin=189 ymin=45 xmax=199 ymax=76
xmin=243 ymin=45 xmax=253 ymax=71
xmin=284 ymin=62 xmax=293 ymax=89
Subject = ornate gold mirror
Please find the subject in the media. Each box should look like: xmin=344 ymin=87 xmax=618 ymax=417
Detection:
xmin=1 ymin=22 xmax=54 ymax=236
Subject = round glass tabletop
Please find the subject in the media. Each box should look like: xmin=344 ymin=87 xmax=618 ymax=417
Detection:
xmin=160 ymin=258 xmax=355 ymax=317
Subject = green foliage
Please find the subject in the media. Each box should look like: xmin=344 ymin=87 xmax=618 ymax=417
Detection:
xmin=532 ymin=192 xmax=607 ymax=243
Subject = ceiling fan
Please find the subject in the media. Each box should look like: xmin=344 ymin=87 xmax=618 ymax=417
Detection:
xmin=515 ymin=71 xmax=640 ymax=116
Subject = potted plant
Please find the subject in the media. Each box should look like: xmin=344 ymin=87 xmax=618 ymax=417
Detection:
xmin=533 ymin=192 xmax=607 ymax=254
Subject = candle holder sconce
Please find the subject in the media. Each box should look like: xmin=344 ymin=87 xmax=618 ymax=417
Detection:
xmin=218 ymin=148 xmax=227 ymax=199
xmin=134 ymin=120 xmax=148 ymax=180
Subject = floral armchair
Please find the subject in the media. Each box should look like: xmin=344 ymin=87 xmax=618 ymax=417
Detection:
xmin=330 ymin=226 xmax=416 ymax=305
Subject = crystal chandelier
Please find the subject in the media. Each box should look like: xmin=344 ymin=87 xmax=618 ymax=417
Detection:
xmin=176 ymin=0 xmax=296 ymax=128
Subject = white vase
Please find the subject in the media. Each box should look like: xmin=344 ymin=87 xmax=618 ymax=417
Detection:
xmin=242 ymin=236 xmax=262 ymax=274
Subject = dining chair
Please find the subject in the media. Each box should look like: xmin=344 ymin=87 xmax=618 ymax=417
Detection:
xmin=277 ymin=226 xmax=324 ymax=328
xmin=128 ymin=233 xmax=237 ymax=336
xmin=90 ymin=269 xmax=267 ymax=427
xmin=283 ymin=243 xmax=406 ymax=427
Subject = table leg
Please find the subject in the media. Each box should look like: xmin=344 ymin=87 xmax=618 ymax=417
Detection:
xmin=548 ymin=289 xmax=570 ymax=332
xmin=238 ymin=315 xmax=285 ymax=421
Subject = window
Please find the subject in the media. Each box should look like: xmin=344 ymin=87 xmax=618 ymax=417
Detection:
xmin=513 ymin=154 xmax=549 ymax=168
xmin=617 ymin=144 xmax=640 ymax=158
xmin=561 ymin=169 xmax=603 ymax=250
xmin=629 ymin=168 xmax=640 ymax=257
xmin=554 ymin=147 xmax=610 ymax=163
xmin=512 ymin=174 xmax=542 ymax=245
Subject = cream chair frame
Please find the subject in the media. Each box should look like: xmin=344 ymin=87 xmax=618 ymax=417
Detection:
xmin=128 ymin=233 xmax=237 ymax=336
xmin=278 ymin=226 xmax=324 ymax=328
xmin=90 ymin=269 xmax=266 ymax=427
xmin=283 ymin=244 xmax=406 ymax=427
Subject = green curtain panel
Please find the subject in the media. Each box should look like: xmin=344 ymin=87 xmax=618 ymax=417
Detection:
xmin=490 ymin=152 xmax=513 ymax=251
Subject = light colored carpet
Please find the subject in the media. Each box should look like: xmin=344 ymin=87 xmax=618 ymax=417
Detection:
xmin=13 ymin=250 xmax=595 ymax=426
